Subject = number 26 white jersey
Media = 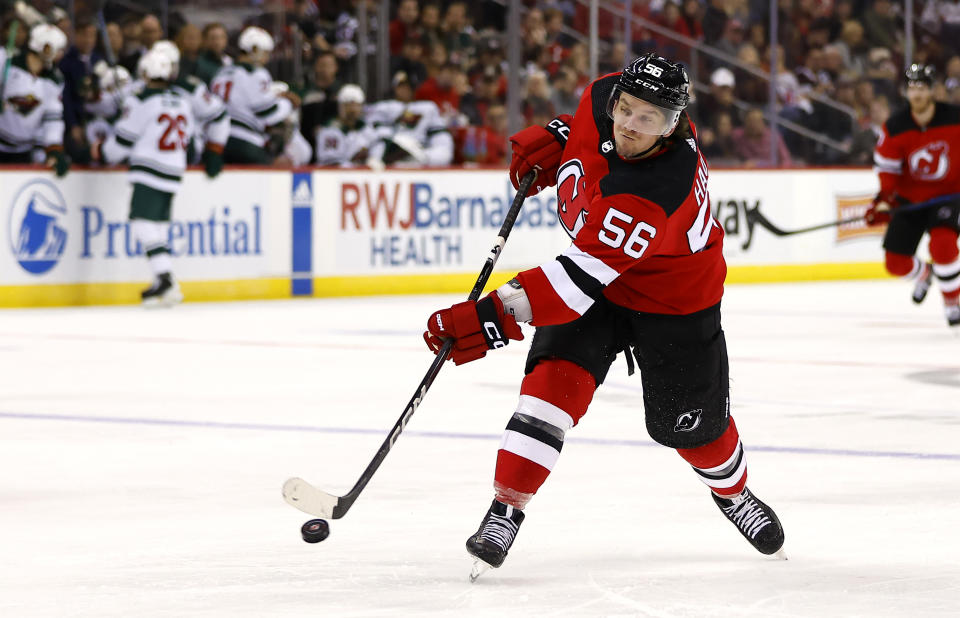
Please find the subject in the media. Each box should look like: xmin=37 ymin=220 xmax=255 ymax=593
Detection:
xmin=101 ymin=88 xmax=195 ymax=193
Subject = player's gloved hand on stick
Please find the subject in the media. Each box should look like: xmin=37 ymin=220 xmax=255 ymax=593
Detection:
xmin=509 ymin=114 xmax=572 ymax=197
xmin=202 ymin=144 xmax=224 ymax=178
xmin=424 ymin=292 xmax=524 ymax=365
xmin=864 ymin=193 xmax=894 ymax=226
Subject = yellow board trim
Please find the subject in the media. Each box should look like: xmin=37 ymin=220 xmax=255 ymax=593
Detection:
xmin=0 ymin=262 xmax=888 ymax=308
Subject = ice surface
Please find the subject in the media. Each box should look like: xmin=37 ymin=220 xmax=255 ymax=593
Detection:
xmin=1 ymin=280 xmax=958 ymax=617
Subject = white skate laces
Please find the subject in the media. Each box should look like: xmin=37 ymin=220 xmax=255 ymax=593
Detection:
xmin=717 ymin=491 xmax=772 ymax=540
xmin=479 ymin=507 xmax=521 ymax=551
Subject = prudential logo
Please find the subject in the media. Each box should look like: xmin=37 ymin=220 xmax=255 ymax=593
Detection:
xmin=9 ymin=179 xmax=68 ymax=274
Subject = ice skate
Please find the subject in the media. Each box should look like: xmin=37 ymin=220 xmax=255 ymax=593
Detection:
xmin=713 ymin=487 xmax=785 ymax=558
xmin=466 ymin=499 xmax=524 ymax=581
xmin=141 ymin=273 xmax=183 ymax=308
xmin=912 ymin=262 xmax=933 ymax=304
xmin=945 ymin=303 xmax=960 ymax=328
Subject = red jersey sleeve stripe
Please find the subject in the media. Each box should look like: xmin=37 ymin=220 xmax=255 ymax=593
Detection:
xmin=516 ymin=266 xmax=584 ymax=326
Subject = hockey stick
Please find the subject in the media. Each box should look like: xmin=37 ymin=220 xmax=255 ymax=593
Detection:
xmin=0 ymin=21 xmax=19 ymax=113
xmin=92 ymin=2 xmax=125 ymax=111
xmin=282 ymin=171 xmax=538 ymax=519
xmin=746 ymin=192 xmax=960 ymax=237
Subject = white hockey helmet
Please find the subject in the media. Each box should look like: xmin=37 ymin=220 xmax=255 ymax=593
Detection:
xmin=150 ymin=40 xmax=181 ymax=75
xmin=28 ymin=23 xmax=67 ymax=67
xmin=93 ymin=60 xmax=132 ymax=91
xmin=337 ymin=84 xmax=365 ymax=105
xmin=138 ymin=49 xmax=174 ymax=82
xmin=238 ymin=26 xmax=274 ymax=54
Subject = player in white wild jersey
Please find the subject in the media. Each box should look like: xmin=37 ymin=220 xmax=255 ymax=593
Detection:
xmin=0 ymin=24 xmax=70 ymax=176
xmin=315 ymin=84 xmax=379 ymax=166
xmin=364 ymin=72 xmax=453 ymax=168
xmin=148 ymin=40 xmax=227 ymax=176
xmin=90 ymin=50 xmax=194 ymax=306
xmin=211 ymin=27 xmax=299 ymax=164
xmin=84 ymin=61 xmax=132 ymax=144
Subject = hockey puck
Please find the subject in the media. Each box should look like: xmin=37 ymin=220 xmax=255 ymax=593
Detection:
xmin=301 ymin=518 xmax=330 ymax=543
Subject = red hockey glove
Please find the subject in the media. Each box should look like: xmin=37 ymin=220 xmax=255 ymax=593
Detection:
xmin=423 ymin=293 xmax=524 ymax=365
xmin=509 ymin=114 xmax=572 ymax=197
xmin=864 ymin=194 xmax=894 ymax=226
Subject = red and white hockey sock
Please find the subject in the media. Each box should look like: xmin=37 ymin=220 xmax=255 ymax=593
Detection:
xmin=929 ymin=228 xmax=960 ymax=304
xmin=493 ymin=359 xmax=595 ymax=509
xmin=884 ymin=253 xmax=926 ymax=280
xmin=675 ymin=417 xmax=747 ymax=498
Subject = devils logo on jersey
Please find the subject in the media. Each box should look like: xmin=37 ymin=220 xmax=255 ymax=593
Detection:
xmin=908 ymin=141 xmax=950 ymax=181
xmin=556 ymin=158 xmax=588 ymax=238
xmin=8 ymin=94 xmax=42 ymax=116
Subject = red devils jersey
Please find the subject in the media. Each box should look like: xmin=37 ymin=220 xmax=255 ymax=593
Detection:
xmin=874 ymin=103 xmax=960 ymax=203
xmin=515 ymin=73 xmax=726 ymax=325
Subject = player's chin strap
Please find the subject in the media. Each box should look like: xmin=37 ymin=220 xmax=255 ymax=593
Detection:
xmin=626 ymin=136 xmax=665 ymax=160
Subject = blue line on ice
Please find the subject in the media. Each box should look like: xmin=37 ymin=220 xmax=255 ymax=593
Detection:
xmin=2 ymin=411 xmax=958 ymax=461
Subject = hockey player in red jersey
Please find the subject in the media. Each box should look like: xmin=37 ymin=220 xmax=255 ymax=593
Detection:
xmin=423 ymin=54 xmax=785 ymax=577
xmin=865 ymin=63 xmax=960 ymax=326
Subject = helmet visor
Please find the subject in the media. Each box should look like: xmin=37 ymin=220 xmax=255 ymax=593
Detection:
xmin=606 ymin=86 xmax=682 ymax=136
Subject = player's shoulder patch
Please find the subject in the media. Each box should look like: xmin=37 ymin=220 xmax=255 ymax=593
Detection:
xmin=884 ymin=107 xmax=917 ymax=137
xmin=599 ymin=141 xmax=699 ymax=217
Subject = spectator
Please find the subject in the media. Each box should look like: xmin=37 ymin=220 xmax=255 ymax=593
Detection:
xmin=459 ymin=71 xmax=501 ymax=126
xmin=697 ymin=67 xmax=743 ymax=128
xmin=442 ymin=1 xmax=475 ymax=66
xmin=175 ymin=24 xmax=202 ymax=81
xmin=300 ymin=51 xmax=343 ymax=153
xmin=419 ymin=2 xmax=443 ymax=49
xmin=389 ymin=0 xmax=420 ymax=56
xmin=120 ymin=14 xmax=162 ymax=74
xmin=734 ymin=44 xmax=767 ymax=104
xmin=316 ymin=84 xmax=379 ymax=166
xmin=836 ymin=20 xmax=869 ymax=77
xmin=848 ymin=94 xmax=890 ymax=164
xmin=104 ymin=22 xmax=124 ymax=63
xmin=416 ymin=61 xmax=460 ymax=120
xmin=864 ymin=47 xmax=900 ymax=102
xmin=59 ymin=19 xmax=101 ymax=153
xmin=731 ymin=107 xmax=793 ymax=167
xmin=713 ymin=18 xmax=745 ymax=62
xmin=699 ymin=111 xmax=740 ymax=165
xmin=522 ymin=70 xmax=554 ymax=125
xmin=194 ymin=23 xmax=230 ymax=86
xmin=390 ymin=35 xmax=428 ymax=90
xmin=550 ymin=66 xmax=580 ymax=116
xmin=452 ymin=102 xmax=507 ymax=165
xmin=862 ymin=0 xmax=900 ymax=52
xmin=701 ymin=0 xmax=727 ymax=45
xmin=922 ymin=0 xmax=960 ymax=56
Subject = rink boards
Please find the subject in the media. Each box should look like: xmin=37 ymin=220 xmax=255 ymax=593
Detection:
xmin=0 ymin=167 xmax=889 ymax=307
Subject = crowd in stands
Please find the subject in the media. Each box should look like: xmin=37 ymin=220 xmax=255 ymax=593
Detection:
xmin=2 ymin=0 xmax=959 ymax=170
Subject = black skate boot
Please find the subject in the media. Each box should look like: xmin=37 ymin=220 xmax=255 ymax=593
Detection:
xmin=466 ymin=499 xmax=525 ymax=581
xmin=713 ymin=487 xmax=785 ymax=557
xmin=912 ymin=262 xmax=933 ymax=304
xmin=141 ymin=273 xmax=183 ymax=307
xmin=945 ymin=303 xmax=960 ymax=327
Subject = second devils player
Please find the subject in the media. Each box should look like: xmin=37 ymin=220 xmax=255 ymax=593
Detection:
xmin=866 ymin=63 xmax=960 ymax=327
xmin=422 ymin=54 xmax=786 ymax=578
